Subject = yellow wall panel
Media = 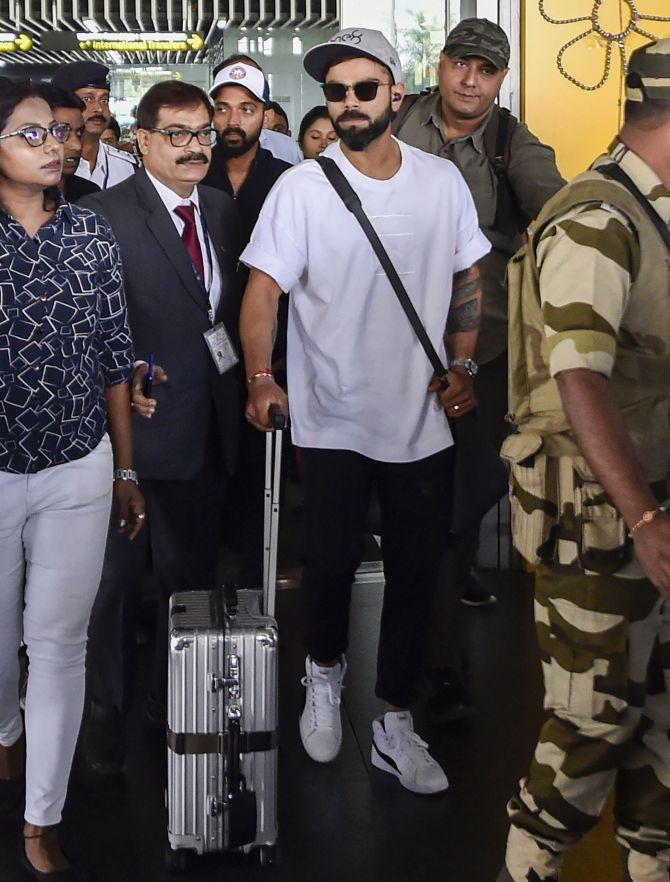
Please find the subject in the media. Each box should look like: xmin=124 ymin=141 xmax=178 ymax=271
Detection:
xmin=523 ymin=0 xmax=670 ymax=180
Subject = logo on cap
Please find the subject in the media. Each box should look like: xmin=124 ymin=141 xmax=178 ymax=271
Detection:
xmin=229 ymin=65 xmax=248 ymax=80
xmin=332 ymin=29 xmax=363 ymax=45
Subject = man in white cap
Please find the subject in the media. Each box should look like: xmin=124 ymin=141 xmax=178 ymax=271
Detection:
xmin=206 ymin=60 xmax=292 ymax=245
xmin=239 ymin=27 xmax=490 ymax=794
xmin=211 ymin=55 xmax=304 ymax=165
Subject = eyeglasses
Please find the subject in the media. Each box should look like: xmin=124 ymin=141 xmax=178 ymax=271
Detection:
xmin=0 ymin=122 xmax=73 ymax=147
xmin=322 ymin=81 xmax=392 ymax=102
xmin=146 ymin=127 xmax=217 ymax=147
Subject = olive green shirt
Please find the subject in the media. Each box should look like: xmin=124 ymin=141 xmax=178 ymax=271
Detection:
xmin=394 ymin=91 xmax=565 ymax=363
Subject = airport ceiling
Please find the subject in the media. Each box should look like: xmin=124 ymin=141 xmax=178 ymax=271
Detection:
xmin=2 ymin=0 xmax=340 ymax=65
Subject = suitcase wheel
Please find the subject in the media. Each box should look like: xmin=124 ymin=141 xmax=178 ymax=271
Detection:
xmin=165 ymin=845 xmax=189 ymax=874
xmin=259 ymin=844 xmax=276 ymax=867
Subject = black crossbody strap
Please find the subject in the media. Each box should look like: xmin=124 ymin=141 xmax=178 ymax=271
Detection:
xmin=600 ymin=162 xmax=670 ymax=252
xmin=315 ymin=156 xmax=448 ymax=380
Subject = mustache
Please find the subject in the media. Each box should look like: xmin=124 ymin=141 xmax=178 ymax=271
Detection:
xmin=176 ymin=152 xmax=209 ymax=164
xmin=87 ymin=115 xmax=107 ymax=124
xmin=336 ymin=111 xmax=371 ymax=124
xmin=220 ymin=126 xmax=246 ymax=139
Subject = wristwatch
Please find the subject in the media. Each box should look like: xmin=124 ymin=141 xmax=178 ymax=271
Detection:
xmin=450 ymin=357 xmax=479 ymax=377
xmin=113 ymin=468 xmax=139 ymax=484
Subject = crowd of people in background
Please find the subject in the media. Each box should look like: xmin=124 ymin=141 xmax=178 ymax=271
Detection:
xmin=0 ymin=16 xmax=669 ymax=882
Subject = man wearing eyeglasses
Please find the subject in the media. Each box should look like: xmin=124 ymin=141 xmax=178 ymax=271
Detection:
xmin=79 ymin=81 xmax=242 ymax=774
xmin=240 ymin=28 xmax=490 ymax=794
xmin=51 ymin=61 xmax=137 ymax=190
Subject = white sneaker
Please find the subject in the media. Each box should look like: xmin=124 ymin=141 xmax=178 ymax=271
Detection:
xmin=371 ymin=711 xmax=449 ymax=795
xmin=299 ymin=656 xmax=346 ymax=763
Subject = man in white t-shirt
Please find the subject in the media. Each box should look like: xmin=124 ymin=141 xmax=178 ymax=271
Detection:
xmin=240 ymin=28 xmax=491 ymax=795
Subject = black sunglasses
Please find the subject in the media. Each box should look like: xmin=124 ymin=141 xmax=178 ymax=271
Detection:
xmin=321 ymin=80 xmax=392 ymax=103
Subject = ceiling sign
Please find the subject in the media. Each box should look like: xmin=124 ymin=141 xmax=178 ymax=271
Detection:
xmin=0 ymin=32 xmax=34 ymax=52
xmin=41 ymin=31 xmax=204 ymax=53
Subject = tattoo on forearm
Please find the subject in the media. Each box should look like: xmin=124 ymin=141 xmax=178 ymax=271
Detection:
xmin=446 ymin=265 xmax=482 ymax=335
xmin=447 ymin=299 xmax=480 ymax=334
xmin=451 ymin=267 xmax=481 ymax=303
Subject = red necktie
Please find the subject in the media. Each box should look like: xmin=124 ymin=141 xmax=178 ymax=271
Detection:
xmin=174 ymin=204 xmax=205 ymax=282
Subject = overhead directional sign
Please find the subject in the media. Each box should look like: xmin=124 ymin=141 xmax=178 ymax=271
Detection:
xmin=0 ymin=32 xmax=34 ymax=53
xmin=41 ymin=31 xmax=204 ymax=53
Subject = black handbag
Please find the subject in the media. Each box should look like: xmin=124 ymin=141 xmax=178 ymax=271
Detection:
xmin=315 ymin=156 xmax=509 ymax=536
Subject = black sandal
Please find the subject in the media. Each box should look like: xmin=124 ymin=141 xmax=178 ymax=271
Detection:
xmin=21 ymin=826 xmax=82 ymax=881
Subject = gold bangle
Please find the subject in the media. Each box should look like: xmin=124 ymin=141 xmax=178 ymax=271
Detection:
xmin=628 ymin=508 xmax=661 ymax=538
xmin=247 ymin=370 xmax=274 ymax=385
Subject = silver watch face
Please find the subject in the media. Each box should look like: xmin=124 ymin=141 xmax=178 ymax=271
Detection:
xmin=452 ymin=358 xmax=478 ymax=377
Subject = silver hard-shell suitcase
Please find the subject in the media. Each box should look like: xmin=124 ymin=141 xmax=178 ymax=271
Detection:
xmin=166 ymin=421 xmax=284 ymax=871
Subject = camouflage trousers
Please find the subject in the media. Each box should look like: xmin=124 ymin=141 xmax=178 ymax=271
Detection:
xmin=500 ymin=565 xmax=670 ymax=882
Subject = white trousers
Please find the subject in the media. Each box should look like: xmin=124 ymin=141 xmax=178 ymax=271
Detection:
xmin=0 ymin=436 xmax=113 ymax=826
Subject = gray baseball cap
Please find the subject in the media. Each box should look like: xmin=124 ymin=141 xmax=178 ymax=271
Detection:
xmin=303 ymin=28 xmax=402 ymax=84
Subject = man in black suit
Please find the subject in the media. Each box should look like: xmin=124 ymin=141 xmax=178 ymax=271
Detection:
xmin=81 ymin=81 xmax=242 ymax=773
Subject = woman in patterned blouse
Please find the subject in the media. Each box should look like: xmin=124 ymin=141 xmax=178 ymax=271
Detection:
xmin=0 ymin=81 xmax=144 ymax=881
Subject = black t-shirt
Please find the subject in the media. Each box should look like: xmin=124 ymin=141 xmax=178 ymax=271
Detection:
xmin=203 ymin=143 xmax=292 ymax=367
xmin=203 ymin=144 xmax=291 ymax=253
xmin=64 ymin=175 xmax=101 ymax=203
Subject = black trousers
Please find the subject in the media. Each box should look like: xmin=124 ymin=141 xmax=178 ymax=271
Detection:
xmin=300 ymin=445 xmax=453 ymax=709
xmin=426 ymin=350 xmax=510 ymax=670
xmin=87 ymin=419 xmax=227 ymax=712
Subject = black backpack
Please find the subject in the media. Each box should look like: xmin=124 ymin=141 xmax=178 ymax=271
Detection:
xmin=393 ymin=91 xmax=529 ymax=236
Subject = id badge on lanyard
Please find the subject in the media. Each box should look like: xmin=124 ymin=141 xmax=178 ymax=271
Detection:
xmin=197 ymin=213 xmax=239 ymax=375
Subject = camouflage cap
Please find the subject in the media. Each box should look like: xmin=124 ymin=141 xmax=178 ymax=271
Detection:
xmin=626 ymin=38 xmax=670 ymax=103
xmin=443 ymin=18 xmax=510 ymax=70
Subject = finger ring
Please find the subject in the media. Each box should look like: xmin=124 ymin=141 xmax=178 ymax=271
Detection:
xmin=136 ymin=513 xmax=146 ymax=519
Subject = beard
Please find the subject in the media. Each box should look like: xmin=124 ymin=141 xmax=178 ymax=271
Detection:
xmin=333 ymin=103 xmax=392 ymax=151
xmin=218 ymin=122 xmax=262 ymax=159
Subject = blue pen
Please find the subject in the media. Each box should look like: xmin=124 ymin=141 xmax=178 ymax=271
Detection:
xmin=143 ymin=354 xmax=154 ymax=398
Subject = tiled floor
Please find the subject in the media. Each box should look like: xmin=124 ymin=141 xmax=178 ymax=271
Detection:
xmin=0 ymin=570 xmax=622 ymax=881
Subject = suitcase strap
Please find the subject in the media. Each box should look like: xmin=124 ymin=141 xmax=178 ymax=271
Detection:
xmin=167 ymin=728 xmax=278 ymax=755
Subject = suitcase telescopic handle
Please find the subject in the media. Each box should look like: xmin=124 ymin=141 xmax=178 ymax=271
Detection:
xmin=268 ymin=404 xmax=287 ymax=431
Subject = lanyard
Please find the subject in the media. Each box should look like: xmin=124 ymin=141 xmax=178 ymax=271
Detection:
xmin=188 ymin=207 xmax=216 ymax=324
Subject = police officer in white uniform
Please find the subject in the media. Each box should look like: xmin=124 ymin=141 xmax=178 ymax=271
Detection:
xmin=51 ymin=61 xmax=137 ymax=189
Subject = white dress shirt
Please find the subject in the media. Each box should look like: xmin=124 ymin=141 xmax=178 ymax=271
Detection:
xmin=144 ymin=168 xmax=222 ymax=319
xmin=259 ymin=129 xmax=304 ymax=165
xmin=74 ymin=141 xmax=138 ymax=189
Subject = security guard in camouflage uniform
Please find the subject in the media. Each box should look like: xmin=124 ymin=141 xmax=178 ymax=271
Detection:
xmin=497 ymin=38 xmax=670 ymax=882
